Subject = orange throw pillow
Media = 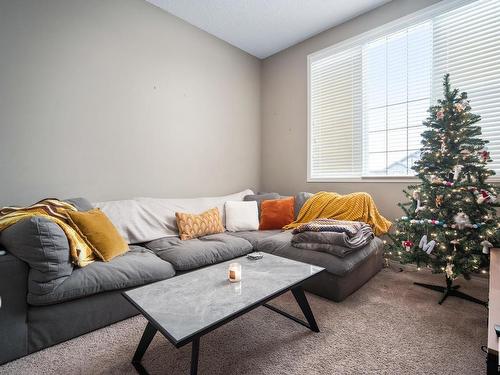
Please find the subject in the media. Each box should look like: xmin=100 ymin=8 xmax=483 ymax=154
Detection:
xmin=259 ymin=197 xmax=295 ymax=230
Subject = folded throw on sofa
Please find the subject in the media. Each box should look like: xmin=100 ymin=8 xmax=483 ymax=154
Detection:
xmin=292 ymin=218 xmax=367 ymax=237
xmin=283 ymin=191 xmax=392 ymax=236
xmin=0 ymin=199 xmax=95 ymax=267
xmin=291 ymin=221 xmax=374 ymax=258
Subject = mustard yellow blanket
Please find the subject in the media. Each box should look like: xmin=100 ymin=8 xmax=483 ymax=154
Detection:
xmin=283 ymin=192 xmax=392 ymax=236
xmin=0 ymin=199 xmax=95 ymax=267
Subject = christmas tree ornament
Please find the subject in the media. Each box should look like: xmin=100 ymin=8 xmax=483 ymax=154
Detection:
xmin=453 ymin=212 xmax=470 ymax=230
xmin=481 ymin=240 xmax=493 ymax=255
xmin=412 ymin=191 xmax=426 ymax=213
xmin=435 ymin=195 xmax=444 ymax=208
xmin=477 ymin=189 xmax=497 ymax=204
xmin=430 ymin=175 xmax=443 ymax=184
xmin=460 ymin=149 xmax=471 ymax=159
xmin=445 ymin=263 xmax=454 ymax=278
xmin=436 ymin=110 xmax=444 ymax=120
xmin=454 ymin=102 xmax=465 ymax=112
xmin=450 ymin=239 xmax=459 ymax=251
xmin=419 ymin=235 xmax=436 ymax=254
xmin=480 ymin=150 xmax=490 ymax=162
xmin=402 ymin=240 xmax=413 ymax=252
xmin=453 ymin=164 xmax=463 ymax=181
xmin=440 ymin=137 xmax=447 ymax=153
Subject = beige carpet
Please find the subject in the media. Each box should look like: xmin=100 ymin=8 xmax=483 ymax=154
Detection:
xmin=0 ymin=268 xmax=488 ymax=375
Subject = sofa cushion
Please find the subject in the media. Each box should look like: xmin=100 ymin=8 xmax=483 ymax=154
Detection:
xmin=255 ymin=230 xmax=383 ymax=277
xmin=66 ymin=208 xmax=129 ymax=261
xmin=65 ymin=198 xmax=93 ymax=211
xmin=145 ymin=233 xmax=253 ymax=271
xmin=224 ymin=201 xmax=259 ymax=232
xmin=176 ymin=207 xmax=224 ymax=240
xmin=294 ymin=192 xmax=313 ymax=219
xmin=0 ymin=216 xmax=74 ymax=298
xmin=243 ymin=193 xmax=280 ymax=216
xmin=226 ymin=230 xmax=281 ymax=248
xmin=259 ymin=197 xmax=295 ymax=230
xmin=27 ymin=246 xmax=175 ymax=306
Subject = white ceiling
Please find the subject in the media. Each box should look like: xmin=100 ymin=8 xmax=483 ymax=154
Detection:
xmin=146 ymin=0 xmax=392 ymax=59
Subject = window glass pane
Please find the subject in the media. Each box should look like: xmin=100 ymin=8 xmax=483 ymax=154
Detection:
xmin=367 ymin=130 xmax=386 ymax=153
xmin=365 ymin=107 xmax=386 ymax=132
xmin=387 ymin=30 xmax=407 ymax=105
xmin=367 ymin=152 xmax=386 ymax=175
xmin=388 ymin=128 xmax=407 ymax=152
xmin=408 ymin=22 xmax=432 ymax=100
xmin=388 ymin=103 xmax=407 ymax=130
xmin=387 ymin=151 xmax=408 ymax=175
xmin=363 ymin=39 xmax=386 ymax=109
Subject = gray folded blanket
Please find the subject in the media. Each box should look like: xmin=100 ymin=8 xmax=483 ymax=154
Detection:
xmin=291 ymin=223 xmax=374 ymax=257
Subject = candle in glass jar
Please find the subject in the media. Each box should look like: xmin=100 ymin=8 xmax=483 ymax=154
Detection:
xmin=228 ymin=262 xmax=241 ymax=282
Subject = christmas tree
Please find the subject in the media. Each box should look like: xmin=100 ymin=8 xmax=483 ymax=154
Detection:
xmin=387 ymin=74 xmax=499 ymax=305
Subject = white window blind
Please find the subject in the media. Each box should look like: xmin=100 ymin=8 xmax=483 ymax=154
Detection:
xmin=308 ymin=0 xmax=500 ymax=181
xmin=432 ymin=0 xmax=500 ymax=174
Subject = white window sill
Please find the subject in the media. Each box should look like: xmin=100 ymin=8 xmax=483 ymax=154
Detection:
xmin=307 ymin=177 xmax=500 ymax=183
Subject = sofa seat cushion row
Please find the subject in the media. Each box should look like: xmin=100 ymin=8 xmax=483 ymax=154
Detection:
xmin=27 ymin=246 xmax=175 ymax=306
xmin=144 ymin=233 xmax=253 ymax=271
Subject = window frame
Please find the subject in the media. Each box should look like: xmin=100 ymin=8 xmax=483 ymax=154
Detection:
xmin=307 ymin=0 xmax=484 ymax=183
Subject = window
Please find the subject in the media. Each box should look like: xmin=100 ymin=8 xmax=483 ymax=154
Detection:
xmin=308 ymin=0 xmax=500 ymax=181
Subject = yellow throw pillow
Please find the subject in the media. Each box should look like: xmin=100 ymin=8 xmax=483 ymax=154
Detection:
xmin=176 ymin=207 xmax=224 ymax=240
xmin=66 ymin=208 xmax=128 ymax=262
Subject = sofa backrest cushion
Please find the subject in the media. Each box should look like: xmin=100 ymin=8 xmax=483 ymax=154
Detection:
xmin=64 ymin=197 xmax=93 ymax=211
xmin=0 ymin=216 xmax=73 ymax=297
xmin=294 ymin=192 xmax=314 ymax=219
xmin=243 ymin=192 xmax=280 ymax=216
xmin=0 ymin=197 xmax=92 ymax=299
xmin=95 ymin=189 xmax=254 ymax=244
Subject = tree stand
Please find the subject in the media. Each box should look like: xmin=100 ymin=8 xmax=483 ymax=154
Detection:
xmin=414 ymin=276 xmax=487 ymax=307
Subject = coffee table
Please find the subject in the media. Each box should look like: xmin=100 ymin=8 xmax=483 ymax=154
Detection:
xmin=123 ymin=253 xmax=324 ymax=374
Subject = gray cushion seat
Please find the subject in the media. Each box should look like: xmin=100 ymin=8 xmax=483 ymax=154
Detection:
xmin=28 ymin=246 xmax=175 ymax=306
xmin=226 ymin=229 xmax=281 ymax=247
xmin=145 ymin=233 xmax=253 ymax=271
xmin=254 ymin=230 xmax=383 ymax=277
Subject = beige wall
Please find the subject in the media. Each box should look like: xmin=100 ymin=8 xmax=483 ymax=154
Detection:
xmin=0 ymin=0 xmax=261 ymax=206
xmin=260 ymin=0 xmax=442 ymax=220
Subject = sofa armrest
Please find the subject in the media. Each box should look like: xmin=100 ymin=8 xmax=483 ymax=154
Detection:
xmin=0 ymin=251 xmax=29 ymax=364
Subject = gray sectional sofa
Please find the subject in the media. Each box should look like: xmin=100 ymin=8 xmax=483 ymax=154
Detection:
xmin=0 ymin=194 xmax=383 ymax=365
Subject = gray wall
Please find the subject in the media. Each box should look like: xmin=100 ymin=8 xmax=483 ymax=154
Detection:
xmin=0 ymin=0 xmax=261 ymax=206
xmin=260 ymin=0 xmax=442 ymax=220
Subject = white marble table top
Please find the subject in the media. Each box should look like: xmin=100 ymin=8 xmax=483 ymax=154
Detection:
xmin=124 ymin=253 xmax=324 ymax=345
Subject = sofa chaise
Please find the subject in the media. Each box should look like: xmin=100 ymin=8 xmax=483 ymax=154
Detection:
xmin=0 ymin=192 xmax=383 ymax=365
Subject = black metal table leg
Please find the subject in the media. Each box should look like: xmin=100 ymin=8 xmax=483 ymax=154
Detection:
xmin=132 ymin=322 xmax=158 ymax=373
xmin=190 ymin=337 xmax=200 ymax=375
xmin=291 ymin=286 xmax=319 ymax=332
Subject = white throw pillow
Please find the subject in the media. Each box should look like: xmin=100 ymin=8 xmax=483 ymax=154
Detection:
xmin=225 ymin=201 xmax=259 ymax=232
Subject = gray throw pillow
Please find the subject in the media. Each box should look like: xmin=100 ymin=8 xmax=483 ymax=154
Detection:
xmin=65 ymin=197 xmax=93 ymax=211
xmin=244 ymin=192 xmax=280 ymax=216
xmin=294 ymin=192 xmax=314 ymax=219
